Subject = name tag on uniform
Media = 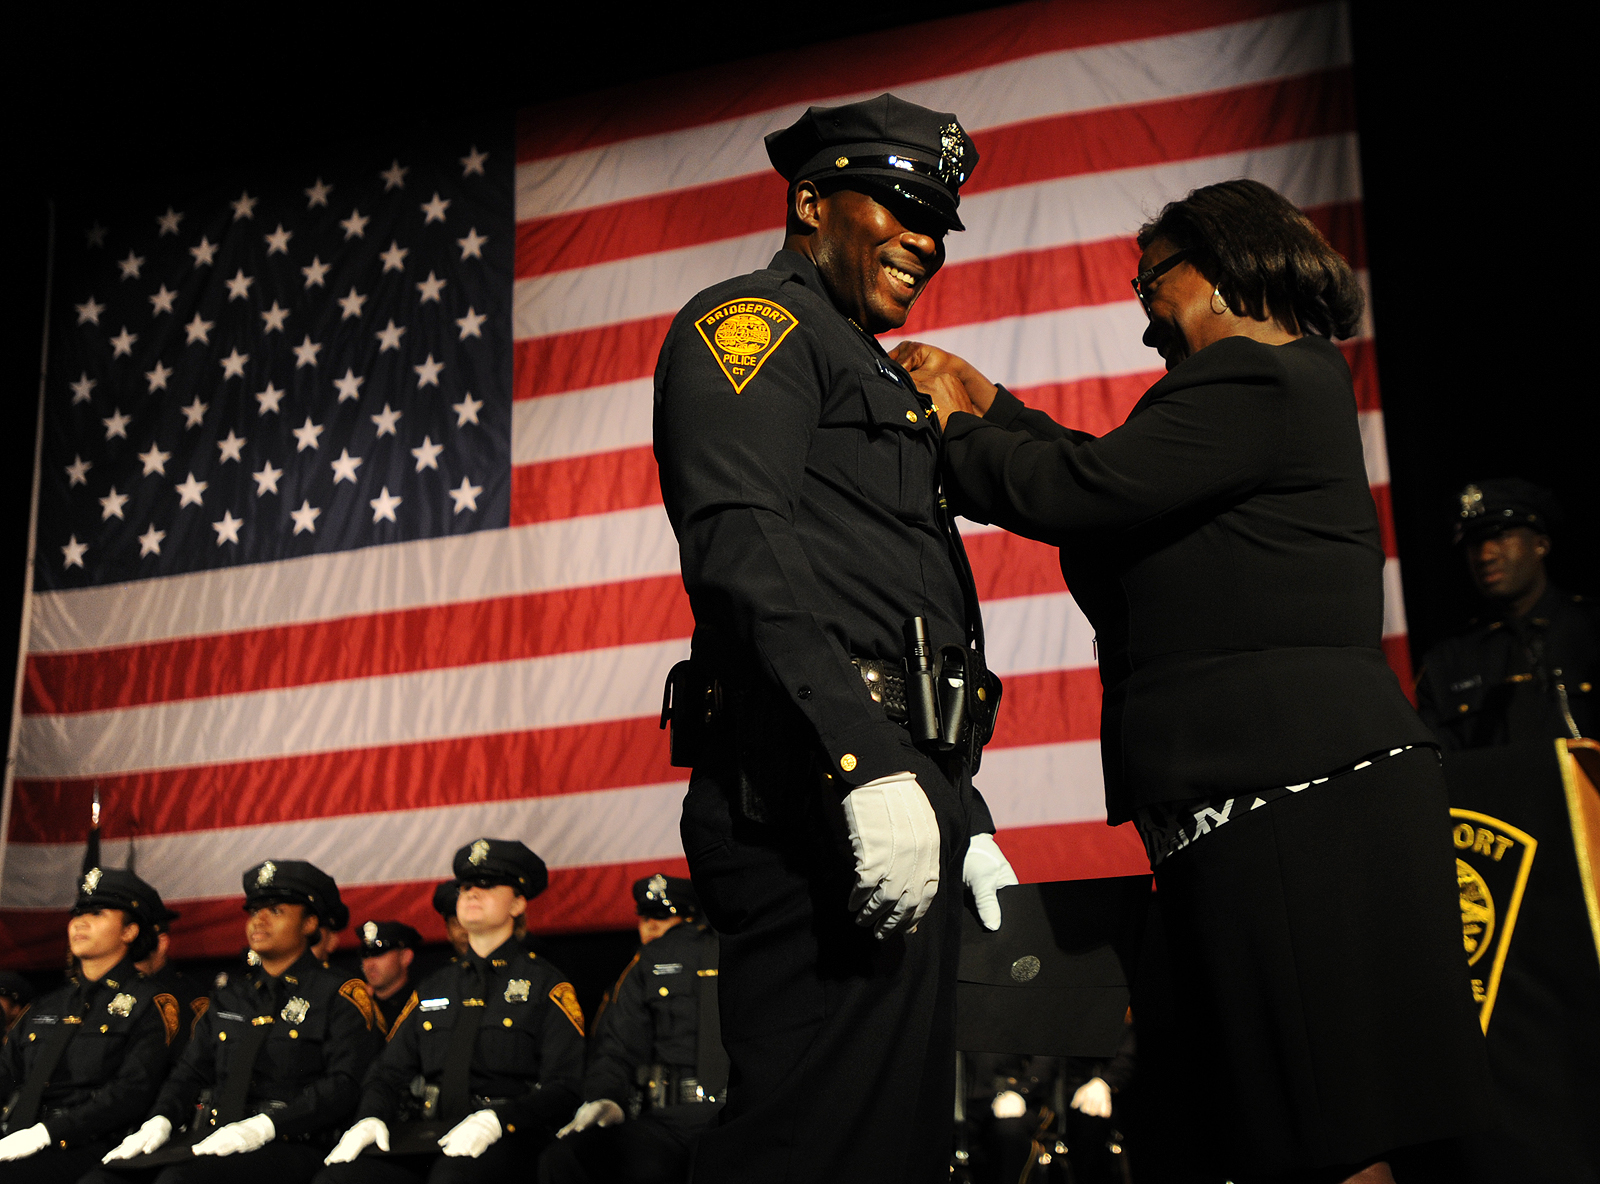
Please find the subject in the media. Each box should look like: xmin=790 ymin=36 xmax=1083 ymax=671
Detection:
xmin=32 ymin=1015 xmax=58 ymax=1025
xmin=651 ymin=963 xmax=683 ymax=976
xmin=216 ymin=1011 xmax=245 ymax=1022
xmin=420 ymin=997 xmax=450 ymax=1011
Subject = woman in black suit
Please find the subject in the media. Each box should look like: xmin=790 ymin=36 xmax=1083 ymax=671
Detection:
xmin=894 ymin=180 xmax=1486 ymax=1184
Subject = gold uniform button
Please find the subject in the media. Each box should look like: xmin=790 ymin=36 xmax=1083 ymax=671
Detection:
xmin=658 ymin=987 xmax=669 ymax=997
xmin=101 ymin=1024 xmax=109 ymax=1033
xmin=502 ymin=1017 xmax=513 ymax=1028
xmin=218 ymin=1031 xmax=227 ymax=1041
xmin=976 ymin=687 xmax=987 ymax=701
xmin=1458 ymin=704 xmax=1469 ymax=714
xmin=506 ymin=1124 xmax=516 ymax=1134
xmin=423 ymin=1021 xmax=432 ymax=1031
xmin=27 ymin=1033 xmax=35 ymax=1042
xmin=289 ymin=1029 xmax=299 ymax=1039
xmin=905 ymin=410 xmax=918 ymax=423
xmin=840 ymin=753 xmax=857 ymax=772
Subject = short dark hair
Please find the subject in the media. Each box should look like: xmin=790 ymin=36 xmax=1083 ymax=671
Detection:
xmin=1136 ymin=179 xmax=1363 ymax=339
xmin=127 ymin=913 xmax=158 ymax=962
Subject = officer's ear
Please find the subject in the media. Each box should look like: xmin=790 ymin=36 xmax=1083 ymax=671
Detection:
xmin=791 ymin=180 xmax=825 ymax=234
xmin=508 ymin=893 xmax=528 ymax=921
xmin=1534 ymin=533 xmax=1551 ymax=560
xmin=299 ymin=909 xmax=321 ymax=940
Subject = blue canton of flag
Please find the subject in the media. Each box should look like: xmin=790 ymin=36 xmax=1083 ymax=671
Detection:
xmin=40 ymin=121 xmax=512 ymax=590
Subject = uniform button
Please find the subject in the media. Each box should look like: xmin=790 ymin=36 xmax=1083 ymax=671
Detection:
xmin=506 ymin=1124 xmax=516 ymax=1134
xmin=1458 ymin=704 xmax=1469 ymax=713
xmin=658 ymin=987 xmax=669 ymax=997
xmin=840 ymin=754 xmax=857 ymax=772
xmin=976 ymin=687 xmax=986 ymax=702
xmin=219 ymin=1031 xmax=227 ymax=1041
xmin=27 ymin=1033 xmax=34 ymax=1041
xmin=289 ymin=1029 xmax=298 ymax=1038
xmin=797 ymin=685 xmax=811 ymax=700
xmin=502 ymin=1018 xmax=513 ymax=1028
xmin=905 ymin=410 xmax=918 ymax=423
xmin=423 ymin=1021 xmax=432 ymax=1031
xmin=101 ymin=1024 xmax=109 ymax=1033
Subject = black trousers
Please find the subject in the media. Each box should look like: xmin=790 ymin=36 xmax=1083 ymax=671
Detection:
xmin=311 ymin=1128 xmax=553 ymax=1184
xmin=679 ymin=764 xmax=969 ymax=1184
xmin=0 ymin=1135 xmax=115 ymax=1184
xmin=535 ymin=1105 xmax=719 ymax=1184
xmin=83 ymin=1141 xmax=327 ymax=1184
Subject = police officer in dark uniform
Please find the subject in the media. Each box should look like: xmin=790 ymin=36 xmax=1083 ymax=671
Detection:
xmin=1417 ymin=479 xmax=1598 ymax=748
xmin=357 ymin=923 xmax=423 ymax=1036
xmin=653 ymin=94 xmax=1018 ymax=1182
xmin=95 ymin=859 xmax=382 ymax=1184
xmin=135 ymin=902 xmax=207 ymax=1068
xmin=315 ymin=839 xmax=585 ymax=1183
xmin=0 ymin=973 xmax=33 ymax=1033
xmin=429 ymin=883 xmax=469 ymax=958
xmin=0 ymin=868 xmax=179 ymax=1182
xmin=539 ymin=874 xmax=723 ymax=1184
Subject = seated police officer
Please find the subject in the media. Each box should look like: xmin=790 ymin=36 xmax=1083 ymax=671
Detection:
xmin=135 ymin=902 xmax=207 ymax=1068
xmin=95 ymin=859 xmax=382 ymax=1184
xmin=1418 ymin=479 xmax=1597 ymax=748
xmin=430 ymin=884 xmax=469 ymax=958
xmin=357 ymin=923 xmax=422 ymax=1036
xmin=539 ymin=874 xmax=724 ymax=1184
xmin=0 ymin=973 xmax=32 ymax=1034
xmin=0 ymin=868 xmax=179 ymax=1183
xmin=316 ymin=839 xmax=584 ymax=1183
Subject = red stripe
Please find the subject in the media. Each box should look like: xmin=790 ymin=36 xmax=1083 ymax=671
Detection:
xmin=515 ymin=0 xmax=1316 ymax=161
xmin=1383 ymin=633 xmax=1415 ymax=704
xmin=995 ymin=820 xmax=1150 ymax=885
xmin=25 ymin=576 xmax=692 ymax=716
xmin=989 ymin=668 xmax=1104 ymax=750
xmin=965 ymin=530 xmax=1066 ymax=602
xmin=516 ymin=70 xmax=1355 ymax=280
xmin=7 ymin=718 xmax=686 ymax=845
xmin=0 ymin=858 xmax=691 ymax=969
xmin=1371 ymin=481 xmax=1398 ymax=560
xmin=509 ymin=446 xmax=662 ymax=526
xmin=1343 ymin=337 xmax=1380 ymax=413
xmin=511 ymin=203 xmax=1364 ymax=399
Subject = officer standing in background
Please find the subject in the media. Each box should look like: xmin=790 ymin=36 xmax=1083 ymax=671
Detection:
xmin=540 ymin=874 xmax=723 ymax=1184
xmin=653 ymin=94 xmax=1018 ymax=1182
xmin=96 ymin=859 xmax=382 ymax=1184
xmin=358 ymin=922 xmax=423 ymax=1035
xmin=1418 ymin=479 xmax=1597 ymax=747
xmin=0 ymin=868 xmax=178 ymax=1183
xmin=315 ymin=839 xmax=585 ymax=1183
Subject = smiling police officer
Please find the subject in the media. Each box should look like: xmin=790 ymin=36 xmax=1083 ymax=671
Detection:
xmin=653 ymin=94 xmax=1017 ymax=1182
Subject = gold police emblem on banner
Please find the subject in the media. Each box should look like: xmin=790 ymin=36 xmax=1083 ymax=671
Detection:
xmin=107 ymin=993 xmax=136 ymax=1018
xmin=82 ymin=867 xmax=102 ymax=895
xmin=281 ymin=997 xmax=310 ymax=1024
xmin=257 ymin=861 xmax=276 ymax=887
xmin=469 ymin=839 xmax=490 ymax=866
xmin=694 ymin=298 xmax=799 ymax=394
xmin=504 ymin=979 xmax=530 ymax=1004
xmin=1450 ymin=808 xmax=1537 ymax=1032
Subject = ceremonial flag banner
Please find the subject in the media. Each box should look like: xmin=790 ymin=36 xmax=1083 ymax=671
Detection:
xmin=1 ymin=0 xmax=1404 ymax=965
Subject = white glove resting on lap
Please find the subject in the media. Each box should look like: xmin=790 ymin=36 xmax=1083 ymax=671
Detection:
xmin=557 ymin=1098 xmax=625 ymax=1138
xmin=842 ymin=772 xmax=942 ymax=939
xmin=0 ymin=1123 xmax=49 ymax=1161
xmin=102 ymin=1116 xmax=172 ymax=1162
xmin=439 ymin=1108 xmax=501 ymax=1157
xmin=324 ymin=1117 xmax=390 ymax=1164
xmin=1072 ymin=1077 xmax=1113 ymax=1118
xmin=191 ymin=1113 xmax=274 ymax=1157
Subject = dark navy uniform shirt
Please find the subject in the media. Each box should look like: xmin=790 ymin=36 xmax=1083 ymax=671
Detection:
xmin=357 ymin=937 xmax=584 ymax=1136
xmin=0 ymin=956 xmax=173 ymax=1146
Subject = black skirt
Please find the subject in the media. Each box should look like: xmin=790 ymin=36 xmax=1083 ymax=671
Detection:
xmin=1130 ymin=747 xmax=1489 ymax=1179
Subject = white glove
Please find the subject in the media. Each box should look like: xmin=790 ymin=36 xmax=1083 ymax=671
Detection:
xmin=191 ymin=1113 xmax=274 ymax=1157
xmin=324 ymin=1117 xmax=390 ymax=1164
xmin=102 ymin=1116 xmax=172 ymax=1162
xmin=0 ymin=1123 xmax=49 ymax=1161
xmin=1071 ymin=1077 xmax=1113 ymax=1118
xmin=841 ymin=772 xmax=941 ymax=939
xmin=963 ymin=832 xmax=1020 ymax=931
xmin=557 ymin=1098 xmax=626 ymax=1138
xmin=990 ymin=1090 xmax=1026 ymax=1119
xmin=439 ymin=1108 xmax=501 ymax=1157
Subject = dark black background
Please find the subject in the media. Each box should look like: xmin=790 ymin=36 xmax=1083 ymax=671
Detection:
xmin=1 ymin=5 xmax=1589 ymax=984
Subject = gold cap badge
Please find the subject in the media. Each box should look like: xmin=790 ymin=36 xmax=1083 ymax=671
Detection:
xmin=256 ymin=860 xmax=276 ymax=887
xmin=1459 ymin=484 xmax=1484 ymax=518
xmin=362 ymin=921 xmax=378 ymax=942
xmin=82 ymin=867 xmax=102 ymax=895
xmin=469 ymin=838 xmax=490 ymax=866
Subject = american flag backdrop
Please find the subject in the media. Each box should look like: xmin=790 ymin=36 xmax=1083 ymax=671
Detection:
xmin=1 ymin=0 xmax=1404 ymax=965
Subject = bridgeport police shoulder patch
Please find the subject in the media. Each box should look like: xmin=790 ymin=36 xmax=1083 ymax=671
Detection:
xmin=694 ymin=298 xmax=798 ymax=393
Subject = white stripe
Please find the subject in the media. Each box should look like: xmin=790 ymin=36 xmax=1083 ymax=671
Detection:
xmin=28 ymin=505 xmax=682 ymax=654
xmin=1358 ymin=407 xmax=1389 ymax=486
xmin=978 ymin=741 xmax=1107 ymax=829
xmin=513 ymin=134 xmax=1363 ymax=341
xmin=515 ymin=4 xmax=1349 ymax=219
xmin=512 ymin=378 xmax=654 ymax=464
xmin=0 ymin=781 xmax=693 ymax=908
xmin=17 ymin=638 xmax=691 ymax=779
xmin=1383 ymin=556 xmax=1408 ymax=639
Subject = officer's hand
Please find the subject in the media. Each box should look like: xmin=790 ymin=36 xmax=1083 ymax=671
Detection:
xmin=324 ymin=1117 xmax=390 ymax=1164
xmin=0 ymin=1123 xmax=49 ymax=1161
xmin=889 ymin=341 xmax=999 ymax=416
xmin=842 ymin=772 xmax=941 ymax=939
xmin=439 ymin=1108 xmax=501 ymax=1157
xmin=990 ymin=1090 xmax=1027 ymax=1119
xmin=557 ymin=1098 xmax=626 ymax=1137
xmin=963 ymin=833 xmax=1020 ymax=931
xmin=102 ymin=1116 xmax=172 ymax=1162
xmin=191 ymin=1113 xmax=274 ymax=1157
xmin=1071 ymin=1077 xmax=1113 ymax=1119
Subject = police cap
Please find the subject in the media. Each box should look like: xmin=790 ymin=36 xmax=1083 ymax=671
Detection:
xmin=432 ymin=880 xmax=459 ymax=919
xmin=0 ymin=971 xmax=34 ymax=1005
xmin=765 ymin=93 xmax=978 ymax=232
xmin=633 ymin=872 xmax=698 ymax=920
xmin=1454 ymin=478 xmax=1560 ymax=545
xmin=452 ymin=838 xmax=548 ymax=899
xmin=359 ymin=919 xmax=422 ymax=954
xmin=242 ymin=859 xmax=346 ymax=929
xmin=74 ymin=865 xmax=166 ymax=928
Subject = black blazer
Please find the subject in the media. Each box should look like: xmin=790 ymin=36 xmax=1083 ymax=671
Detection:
xmin=942 ymin=335 xmax=1431 ymax=823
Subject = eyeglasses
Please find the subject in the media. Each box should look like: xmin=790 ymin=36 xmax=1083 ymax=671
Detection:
xmin=1131 ymin=250 xmax=1189 ymax=314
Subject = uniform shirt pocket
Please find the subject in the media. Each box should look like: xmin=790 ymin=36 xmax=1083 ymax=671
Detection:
xmin=852 ymin=373 xmax=936 ymax=520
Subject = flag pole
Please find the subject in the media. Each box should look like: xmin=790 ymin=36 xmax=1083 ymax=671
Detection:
xmin=0 ymin=199 xmax=56 ymax=899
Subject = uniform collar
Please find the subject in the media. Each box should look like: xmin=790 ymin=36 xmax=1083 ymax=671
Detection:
xmin=464 ymin=935 xmax=522 ymax=975
xmin=250 ymin=947 xmax=321 ymax=989
xmin=74 ymin=954 xmax=139 ymax=997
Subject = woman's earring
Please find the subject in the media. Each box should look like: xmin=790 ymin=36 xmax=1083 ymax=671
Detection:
xmin=1211 ymin=287 xmax=1230 ymax=315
